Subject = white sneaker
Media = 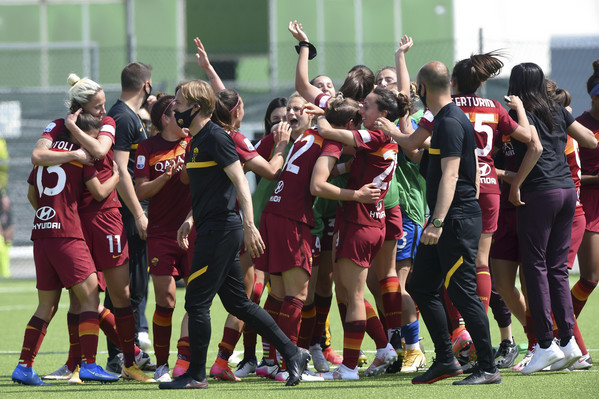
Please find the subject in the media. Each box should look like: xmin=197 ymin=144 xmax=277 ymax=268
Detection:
xmin=309 ymin=344 xmax=330 ymax=372
xmin=274 ymin=370 xmax=289 ymax=382
xmin=154 ymin=364 xmax=171 ymax=382
xmin=550 ymin=337 xmax=582 ymax=371
xmin=364 ymin=343 xmax=398 ymax=376
xmin=521 ymin=343 xmax=564 ymax=375
xmin=234 ymin=358 xmax=257 ymax=378
xmin=137 ymin=332 xmax=152 ymax=351
xmin=135 ymin=350 xmax=151 ymax=369
xmin=569 ymin=353 xmax=593 ymax=370
xmin=301 ymin=368 xmax=325 ymax=381
xmin=513 ymin=349 xmax=534 ymax=371
xmin=321 ymin=364 xmax=359 ymax=380
xmin=42 ymin=364 xmax=72 ymax=380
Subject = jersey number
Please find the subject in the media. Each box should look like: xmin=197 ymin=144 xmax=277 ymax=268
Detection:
xmin=36 ymin=165 xmax=66 ymax=198
xmin=106 ymin=234 xmax=122 ymax=254
xmin=283 ymin=133 xmax=315 ymax=175
xmin=472 ymin=113 xmax=495 ymax=157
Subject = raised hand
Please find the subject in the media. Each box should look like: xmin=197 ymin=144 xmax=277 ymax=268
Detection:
xmin=395 ymin=35 xmax=414 ymax=55
xmin=288 ymin=20 xmax=309 ymax=42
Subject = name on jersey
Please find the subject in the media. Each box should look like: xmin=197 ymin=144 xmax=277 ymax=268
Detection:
xmin=369 ymin=210 xmax=386 ymax=219
xmin=453 ymin=96 xmax=496 ymax=108
xmin=51 ymin=140 xmax=75 ymax=151
xmin=33 ymin=221 xmax=62 ymax=230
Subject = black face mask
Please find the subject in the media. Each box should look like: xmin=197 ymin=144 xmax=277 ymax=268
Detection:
xmin=142 ymin=83 xmax=152 ymax=107
xmin=418 ymin=85 xmax=428 ymax=110
xmin=174 ymin=106 xmax=201 ymax=129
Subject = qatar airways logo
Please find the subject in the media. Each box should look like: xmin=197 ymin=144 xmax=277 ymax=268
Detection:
xmin=36 ymin=206 xmax=56 ymax=221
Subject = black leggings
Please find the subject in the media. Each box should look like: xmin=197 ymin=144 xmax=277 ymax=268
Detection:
xmin=185 ymin=228 xmax=296 ymax=381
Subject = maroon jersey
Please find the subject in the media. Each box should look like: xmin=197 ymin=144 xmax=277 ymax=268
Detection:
xmin=420 ymin=96 xmax=519 ymax=194
xmin=339 ymin=129 xmax=398 ymax=227
xmin=42 ymin=117 xmax=121 ymax=213
xmin=133 ymin=134 xmax=191 ymax=237
xmin=28 ymin=140 xmax=97 ymax=240
xmin=229 ymin=130 xmax=259 ymax=164
xmin=255 ymin=132 xmax=276 ymax=160
xmin=565 ymin=135 xmax=585 ymax=217
xmin=576 ymin=110 xmax=599 ymax=184
xmin=263 ymin=128 xmax=342 ymax=226
xmin=315 ymin=93 xmax=332 ymax=110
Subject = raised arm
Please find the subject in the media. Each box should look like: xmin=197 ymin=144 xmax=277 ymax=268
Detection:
xmin=567 ymin=120 xmax=598 ymax=149
xmin=31 ymin=137 xmax=93 ymax=166
xmin=243 ymin=121 xmax=291 ymax=180
xmin=64 ymin=109 xmax=112 ymax=159
xmin=505 ymin=95 xmax=532 ymax=143
xmin=289 ymin=20 xmax=321 ymax=103
xmin=194 ymin=37 xmax=226 ymax=92
xmin=376 ymin=116 xmax=431 ymax=151
xmin=395 ymin=35 xmax=414 ymax=97
xmin=316 ymin=116 xmax=357 ymax=146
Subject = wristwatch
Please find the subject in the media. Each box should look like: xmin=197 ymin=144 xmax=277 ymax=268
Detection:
xmin=432 ymin=218 xmax=444 ymax=228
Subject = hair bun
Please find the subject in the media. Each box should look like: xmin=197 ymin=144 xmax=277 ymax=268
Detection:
xmin=67 ymin=73 xmax=81 ymax=87
xmin=593 ymin=60 xmax=599 ymax=76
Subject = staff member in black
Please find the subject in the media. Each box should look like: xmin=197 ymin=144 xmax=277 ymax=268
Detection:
xmin=158 ymin=80 xmax=309 ymax=389
xmin=407 ymin=61 xmax=500 ymax=385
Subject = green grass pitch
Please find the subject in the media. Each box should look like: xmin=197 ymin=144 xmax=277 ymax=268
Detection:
xmin=1 ymin=276 xmax=597 ymax=398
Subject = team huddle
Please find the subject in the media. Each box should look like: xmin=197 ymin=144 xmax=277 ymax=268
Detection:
xmin=11 ymin=20 xmax=599 ymax=389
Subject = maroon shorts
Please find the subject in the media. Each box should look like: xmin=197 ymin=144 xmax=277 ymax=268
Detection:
xmin=479 ymin=193 xmax=500 ymax=234
xmin=490 ymin=207 xmax=520 ymax=262
xmin=34 ymin=238 xmax=96 ymax=290
xmin=384 ymin=204 xmax=403 ymax=241
xmin=80 ymin=209 xmax=129 ymax=271
xmin=320 ymin=216 xmax=336 ymax=252
xmin=148 ymin=229 xmax=195 ymax=278
xmin=335 ymin=218 xmax=385 ymax=268
xmin=254 ymin=212 xmax=313 ymax=275
xmin=568 ymin=212 xmax=586 ymax=269
xmin=581 ymin=188 xmax=599 ymax=233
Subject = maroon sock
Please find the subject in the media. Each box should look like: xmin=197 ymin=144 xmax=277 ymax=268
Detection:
xmin=152 ymin=305 xmax=174 ymax=366
xmin=278 ymin=296 xmax=304 ymax=344
xmin=114 ymin=306 xmax=136 ymax=367
xmin=365 ymin=299 xmax=388 ymax=349
xmin=66 ymin=312 xmax=81 ymax=370
xmin=18 ymin=316 xmax=48 ymax=367
xmin=79 ymin=311 xmax=99 ymax=365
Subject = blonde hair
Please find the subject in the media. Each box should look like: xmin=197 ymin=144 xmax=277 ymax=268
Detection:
xmin=66 ymin=73 xmax=102 ymax=112
xmin=178 ymin=80 xmax=215 ymax=118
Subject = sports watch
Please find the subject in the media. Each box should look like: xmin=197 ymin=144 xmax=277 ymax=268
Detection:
xmin=432 ymin=218 xmax=444 ymax=228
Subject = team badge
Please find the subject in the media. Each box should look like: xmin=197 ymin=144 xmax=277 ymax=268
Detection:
xmin=151 ymin=257 xmax=159 ymax=266
xmin=44 ymin=122 xmax=56 ymax=132
xmin=136 ymin=155 xmax=146 ymax=169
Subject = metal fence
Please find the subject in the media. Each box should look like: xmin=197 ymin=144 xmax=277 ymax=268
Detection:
xmin=1 ymin=38 xmax=596 ymax=279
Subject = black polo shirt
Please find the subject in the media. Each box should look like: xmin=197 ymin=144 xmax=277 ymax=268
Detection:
xmin=186 ymin=120 xmax=242 ymax=233
xmin=425 ymin=102 xmax=481 ymax=219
